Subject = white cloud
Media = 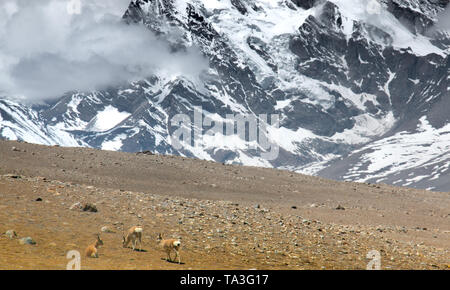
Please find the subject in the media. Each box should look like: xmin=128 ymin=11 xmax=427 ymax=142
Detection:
xmin=0 ymin=0 xmax=207 ymax=102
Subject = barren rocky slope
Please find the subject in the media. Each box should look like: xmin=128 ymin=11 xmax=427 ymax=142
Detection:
xmin=0 ymin=140 xmax=449 ymax=269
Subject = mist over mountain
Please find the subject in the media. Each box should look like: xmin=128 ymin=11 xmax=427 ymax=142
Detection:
xmin=0 ymin=0 xmax=206 ymax=100
xmin=0 ymin=0 xmax=449 ymax=191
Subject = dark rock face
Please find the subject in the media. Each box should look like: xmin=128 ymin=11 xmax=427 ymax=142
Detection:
xmin=319 ymin=1 xmax=343 ymax=30
xmin=386 ymin=1 xmax=433 ymax=34
xmin=122 ymin=0 xmax=147 ymax=24
xmin=291 ymin=0 xmax=318 ymax=10
xmin=231 ymin=0 xmax=248 ymax=15
xmin=384 ymin=0 xmax=449 ymax=34
xmin=1 ymin=0 xmax=449 ymax=191
xmin=381 ymin=0 xmax=450 ymax=37
xmin=247 ymin=36 xmax=278 ymax=72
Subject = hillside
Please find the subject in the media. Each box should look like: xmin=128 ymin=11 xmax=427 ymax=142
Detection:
xmin=0 ymin=140 xmax=448 ymax=269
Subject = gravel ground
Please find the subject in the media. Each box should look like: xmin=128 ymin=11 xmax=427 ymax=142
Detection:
xmin=0 ymin=140 xmax=449 ymax=269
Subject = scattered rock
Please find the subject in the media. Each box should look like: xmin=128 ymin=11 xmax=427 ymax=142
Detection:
xmin=69 ymin=202 xmax=82 ymax=210
xmin=5 ymin=230 xmax=17 ymax=239
xmin=19 ymin=237 xmax=36 ymax=245
xmin=0 ymin=157 xmax=447 ymax=270
xmin=11 ymin=147 xmax=20 ymax=152
xmin=101 ymin=226 xmax=115 ymax=233
xmin=82 ymin=203 xmax=98 ymax=212
xmin=69 ymin=202 xmax=98 ymax=212
xmin=302 ymin=219 xmax=311 ymax=225
xmin=4 ymin=174 xmax=21 ymax=179
xmin=136 ymin=151 xmax=154 ymax=156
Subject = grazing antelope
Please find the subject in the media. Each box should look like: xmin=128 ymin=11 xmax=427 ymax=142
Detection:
xmin=85 ymin=234 xmax=103 ymax=258
xmin=122 ymin=225 xmax=143 ymax=251
xmin=157 ymin=233 xmax=182 ymax=264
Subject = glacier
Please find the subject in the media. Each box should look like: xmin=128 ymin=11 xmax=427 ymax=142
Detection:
xmin=1 ymin=0 xmax=449 ymax=191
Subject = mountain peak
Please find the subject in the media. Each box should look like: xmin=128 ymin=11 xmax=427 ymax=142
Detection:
xmin=1 ymin=0 xmax=449 ymax=191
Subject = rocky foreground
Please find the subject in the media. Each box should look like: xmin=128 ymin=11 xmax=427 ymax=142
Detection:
xmin=0 ymin=140 xmax=449 ymax=269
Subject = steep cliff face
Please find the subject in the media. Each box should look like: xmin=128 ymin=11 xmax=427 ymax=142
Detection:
xmin=1 ymin=0 xmax=449 ymax=191
xmin=383 ymin=0 xmax=448 ymax=34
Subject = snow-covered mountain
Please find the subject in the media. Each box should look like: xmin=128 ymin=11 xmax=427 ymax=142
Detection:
xmin=1 ymin=0 xmax=449 ymax=191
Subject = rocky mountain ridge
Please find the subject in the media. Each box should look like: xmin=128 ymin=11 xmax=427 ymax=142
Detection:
xmin=1 ymin=0 xmax=449 ymax=191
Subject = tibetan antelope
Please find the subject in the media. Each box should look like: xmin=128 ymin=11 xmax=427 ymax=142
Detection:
xmin=85 ymin=234 xmax=103 ymax=258
xmin=157 ymin=233 xmax=182 ymax=264
xmin=122 ymin=225 xmax=143 ymax=251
